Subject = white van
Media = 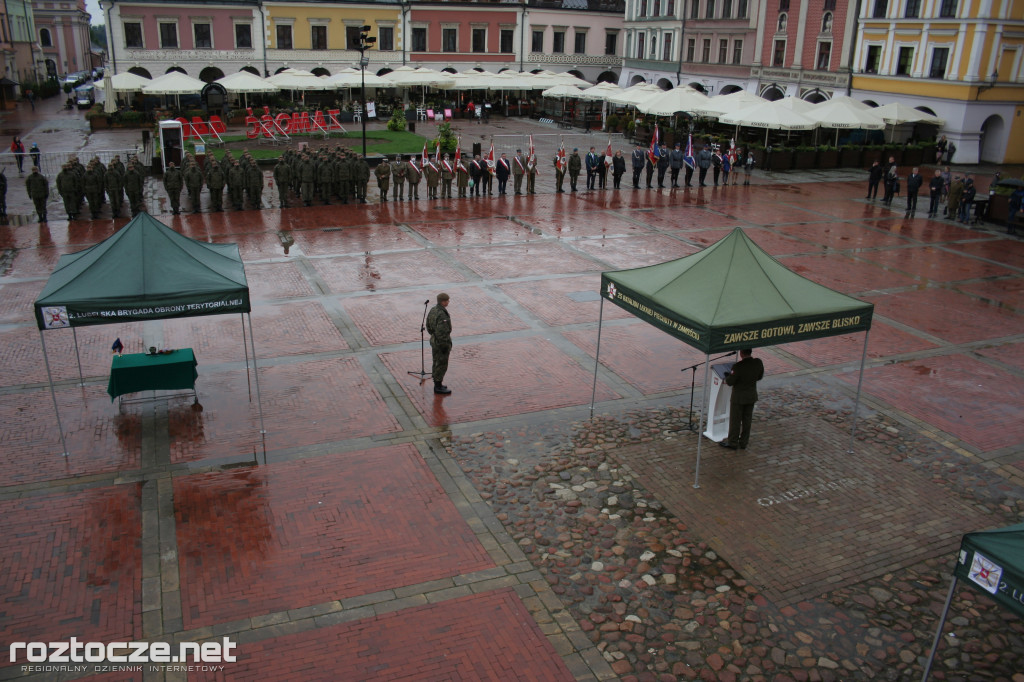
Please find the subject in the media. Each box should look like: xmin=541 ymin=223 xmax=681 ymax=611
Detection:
xmin=75 ymin=84 xmax=95 ymax=109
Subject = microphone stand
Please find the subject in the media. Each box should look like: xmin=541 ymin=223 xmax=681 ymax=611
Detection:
xmin=408 ymin=299 xmax=432 ymax=381
xmin=680 ymin=350 xmax=737 ymax=433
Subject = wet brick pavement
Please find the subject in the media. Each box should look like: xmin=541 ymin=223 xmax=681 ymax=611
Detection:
xmin=1 ymin=94 xmax=1023 ymax=681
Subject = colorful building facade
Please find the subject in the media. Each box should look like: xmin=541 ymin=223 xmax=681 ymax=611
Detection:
xmin=524 ymin=1 xmax=623 ymax=83
xmin=32 ymin=0 xmax=92 ymax=79
xmin=851 ymin=0 xmax=1024 ymax=163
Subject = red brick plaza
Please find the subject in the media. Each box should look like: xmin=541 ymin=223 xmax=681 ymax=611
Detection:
xmin=2 ymin=162 xmax=1023 ymax=681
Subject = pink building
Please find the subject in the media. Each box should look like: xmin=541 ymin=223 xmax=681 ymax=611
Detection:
xmin=751 ymin=0 xmax=855 ymax=100
xmin=408 ymin=5 xmax=520 ymax=68
xmin=33 ymin=0 xmax=92 ymax=78
xmin=102 ymin=0 xmax=261 ymax=81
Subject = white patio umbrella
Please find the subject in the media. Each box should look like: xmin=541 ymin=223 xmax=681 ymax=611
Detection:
xmin=102 ymin=72 xmax=117 ymax=114
xmin=577 ymin=82 xmax=622 ymax=131
xmin=537 ymin=71 xmax=591 ymax=88
xmin=108 ymin=71 xmax=151 ymax=92
xmin=804 ymin=95 xmax=885 ymax=145
xmin=142 ymin=71 xmax=206 ymax=109
xmin=773 ymin=96 xmax=817 ymax=115
xmin=542 ymin=84 xmax=585 ymax=98
xmin=637 ymin=86 xmax=715 ymax=117
xmin=606 ymin=84 xmax=664 ymax=107
xmin=214 ymin=71 xmax=278 ymax=108
xmin=381 ymin=65 xmax=454 ymax=88
xmin=327 ymin=70 xmax=392 ymax=88
xmin=874 ymin=102 xmax=944 ymax=141
xmin=702 ymin=90 xmax=767 ymax=117
xmin=719 ymin=99 xmax=818 ymax=145
xmin=267 ymin=68 xmax=334 ymax=90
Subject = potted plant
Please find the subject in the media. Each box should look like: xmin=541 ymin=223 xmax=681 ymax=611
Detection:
xmin=817 ymin=144 xmax=840 ymax=168
xmin=793 ymin=145 xmax=817 ymax=169
xmin=606 ymin=113 xmax=620 ymax=133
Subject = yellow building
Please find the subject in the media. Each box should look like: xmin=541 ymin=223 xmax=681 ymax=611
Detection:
xmin=852 ymin=0 xmax=1024 ymax=163
xmin=263 ymin=1 xmax=404 ymax=76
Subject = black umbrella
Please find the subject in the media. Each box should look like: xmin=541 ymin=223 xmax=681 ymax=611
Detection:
xmin=996 ymin=177 xmax=1024 ymax=188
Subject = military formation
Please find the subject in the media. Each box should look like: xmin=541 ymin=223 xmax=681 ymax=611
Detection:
xmin=26 ymin=154 xmax=146 ymax=223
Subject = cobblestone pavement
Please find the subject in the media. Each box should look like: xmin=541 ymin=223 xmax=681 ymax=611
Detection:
xmin=1 ymin=94 xmax=1023 ymax=682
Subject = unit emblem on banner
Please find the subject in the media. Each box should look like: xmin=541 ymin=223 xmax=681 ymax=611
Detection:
xmin=606 ymin=283 xmax=617 ymax=300
xmin=968 ymin=551 xmax=1002 ymax=594
xmin=42 ymin=306 xmax=70 ymax=329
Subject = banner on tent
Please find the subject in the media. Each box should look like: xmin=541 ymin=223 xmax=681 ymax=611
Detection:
xmin=602 ymin=276 xmax=872 ymax=353
xmin=36 ymin=296 xmax=250 ymax=330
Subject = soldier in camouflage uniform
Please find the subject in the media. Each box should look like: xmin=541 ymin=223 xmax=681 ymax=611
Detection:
xmin=355 ymin=154 xmax=369 ymax=204
xmin=83 ymin=159 xmax=105 ymax=219
xmin=335 ymin=150 xmax=352 ymax=204
xmin=206 ymin=159 xmax=225 ymax=212
xmin=245 ymin=158 xmax=263 ymax=209
xmin=299 ymin=152 xmax=315 ymax=206
xmin=227 ymin=159 xmax=245 ymax=210
xmin=124 ymin=161 xmax=144 ymax=216
xmin=25 ymin=166 xmax=49 ymax=222
xmin=424 ymin=157 xmax=439 ymax=199
xmin=184 ymin=159 xmax=204 ymax=213
xmin=105 ymin=160 xmax=124 ymax=217
xmin=374 ymin=157 xmax=390 ymax=202
xmin=405 ymin=155 xmax=421 ymax=200
xmin=426 ymin=292 xmax=453 ymax=395
xmin=56 ymin=163 xmax=81 ymax=220
xmin=391 ymin=155 xmax=405 ymax=201
xmin=273 ymin=158 xmax=292 ymax=208
xmin=163 ymin=161 xmax=183 ymax=214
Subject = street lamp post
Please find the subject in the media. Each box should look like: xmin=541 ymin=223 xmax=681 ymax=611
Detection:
xmin=355 ymin=25 xmax=376 ymax=158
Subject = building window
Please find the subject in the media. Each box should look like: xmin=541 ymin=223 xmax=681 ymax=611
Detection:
xmin=706 ymin=0 xmax=715 ymax=17
xmin=499 ymin=28 xmax=513 ymax=53
xmin=779 ymin=0 xmax=789 ymax=10
xmin=663 ymin=33 xmax=672 ymax=60
xmin=687 ymin=37 xmax=695 ymax=61
xmin=778 ymin=13 xmax=787 ymax=32
xmin=235 ymin=23 xmax=252 ymax=49
xmin=124 ymin=22 xmax=143 ymax=48
xmin=442 ymin=27 xmax=457 ymax=52
xmin=732 ymin=38 xmax=742 ymax=64
xmin=823 ymin=0 xmax=835 ymax=8
xmin=605 ymin=32 xmax=617 ymax=55
xmin=277 ymin=24 xmax=293 ymax=49
xmin=896 ymin=46 xmax=913 ymax=75
xmin=412 ymin=27 xmax=427 ymax=51
xmin=667 ymin=0 xmax=675 ymax=13
xmin=929 ymin=47 xmax=949 ymax=78
xmin=690 ymin=0 xmax=700 ymax=18
xmin=822 ymin=12 xmax=833 ymax=32
xmin=722 ymin=0 xmax=732 ymax=18
xmin=574 ymin=31 xmax=586 ymax=54
xmin=650 ymin=35 xmax=657 ymax=56
xmin=194 ymin=23 xmax=212 ymax=48
xmin=553 ymin=30 xmax=565 ymax=53
xmin=639 ymin=0 xmax=647 ymax=16
xmin=738 ymin=0 xmax=748 ymax=16
xmin=310 ymin=25 xmax=326 ymax=50
xmin=816 ymin=42 xmax=831 ymax=69
xmin=472 ymin=28 xmax=486 ymax=53
xmin=904 ymin=0 xmax=920 ymax=17
xmin=865 ymin=45 xmax=881 ymax=72
xmin=772 ymin=39 xmax=785 ymax=66
xmin=637 ymin=32 xmax=645 ymax=58
xmin=872 ymin=0 xmax=887 ymax=18
xmin=345 ymin=26 xmax=362 ymax=49
xmin=702 ymin=38 xmax=711 ymax=62
xmin=39 ymin=27 xmax=52 ymax=47
xmin=378 ymin=26 xmax=394 ymax=51
xmin=532 ymin=30 xmax=543 ymax=52
xmin=718 ymin=38 xmax=727 ymax=63
xmin=938 ymin=0 xmax=957 ymax=17
xmin=159 ymin=22 xmax=178 ymax=49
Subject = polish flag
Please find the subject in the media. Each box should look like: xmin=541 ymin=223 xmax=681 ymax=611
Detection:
xmin=604 ymin=137 xmax=613 ymax=168
xmin=486 ymin=142 xmax=495 ymax=175
xmin=556 ymin=139 xmax=567 ymax=172
xmin=648 ymin=124 xmax=660 ymax=165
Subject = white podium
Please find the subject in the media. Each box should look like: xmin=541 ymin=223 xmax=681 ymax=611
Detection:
xmin=703 ymin=362 xmax=735 ymax=442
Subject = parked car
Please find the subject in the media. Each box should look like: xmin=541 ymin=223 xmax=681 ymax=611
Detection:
xmin=61 ymin=72 xmax=87 ymax=88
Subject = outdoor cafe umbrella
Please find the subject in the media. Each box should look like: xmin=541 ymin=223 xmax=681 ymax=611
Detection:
xmin=267 ymin=68 xmax=334 ymax=91
xmin=702 ymin=90 xmax=767 ymax=118
xmin=141 ymin=71 xmax=205 ymax=109
xmin=637 ymin=86 xmax=716 ymax=117
xmin=874 ymin=102 xmax=944 ymax=141
xmin=102 ymin=72 xmax=117 ymax=114
xmin=577 ymin=82 xmax=623 ymax=131
xmin=108 ymin=71 xmax=151 ymax=92
xmin=214 ymin=71 xmax=278 ymax=108
xmin=804 ymin=95 xmax=885 ymax=145
xmin=381 ymin=66 xmax=454 ymax=104
xmin=718 ymin=99 xmax=817 ymax=145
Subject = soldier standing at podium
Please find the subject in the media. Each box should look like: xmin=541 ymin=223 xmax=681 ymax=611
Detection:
xmin=720 ymin=348 xmax=764 ymax=450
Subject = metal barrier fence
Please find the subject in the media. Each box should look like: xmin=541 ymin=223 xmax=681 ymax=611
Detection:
xmin=1 ymin=148 xmax=143 ymax=178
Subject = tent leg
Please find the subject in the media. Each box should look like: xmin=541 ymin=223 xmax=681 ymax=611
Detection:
xmin=72 ymin=326 xmax=84 ymax=386
xmin=241 ymin=314 xmax=252 ymax=402
xmin=693 ymin=355 xmax=710 ymax=489
xmin=247 ymin=313 xmax=266 ymax=435
xmin=921 ymin=576 xmax=957 ymax=682
xmin=847 ymin=329 xmax=871 ymax=453
xmin=589 ymin=298 xmax=605 ymax=419
xmin=39 ymin=330 xmax=69 ymax=457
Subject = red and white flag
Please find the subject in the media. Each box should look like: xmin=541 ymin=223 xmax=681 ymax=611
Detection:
xmin=648 ymin=124 xmax=660 ymax=166
xmin=421 ymin=141 xmax=429 ymax=168
xmin=556 ymin=138 xmax=567 ymax=172
xmin=528 ymin=134 xmax=538 ymax=174
xmin=486 ymin=142 xmax=495 ymax=175
xmin=604 ymin=137 xmax=613 ymax=168
xmin=434 ymin=139 xmax=441 ymax=166
xmin=455 ymin=137 xmax=462 ymax=167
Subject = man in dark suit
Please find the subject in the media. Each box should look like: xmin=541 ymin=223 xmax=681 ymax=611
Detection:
xmin=720 ymin=348 xmax=765 ymax=450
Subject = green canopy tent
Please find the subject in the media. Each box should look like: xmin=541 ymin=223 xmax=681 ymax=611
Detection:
xmin=33 ymin=213 xmax=264 ymax=455
xmin=922 ymin=523 xmax=1024 ymax=680
xmin=589 ymin=228 xmax=874 ymax=487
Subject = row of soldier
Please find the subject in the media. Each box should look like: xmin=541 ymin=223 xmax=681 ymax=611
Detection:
xmin=164 ymin=150 xmax=266 ymax=214
xmin=45 ymin=155 xmax=146 ymax=221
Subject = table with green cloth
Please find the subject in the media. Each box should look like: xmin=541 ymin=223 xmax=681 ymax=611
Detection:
xmin=107 ymin=349 xmax=198 ymax=402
